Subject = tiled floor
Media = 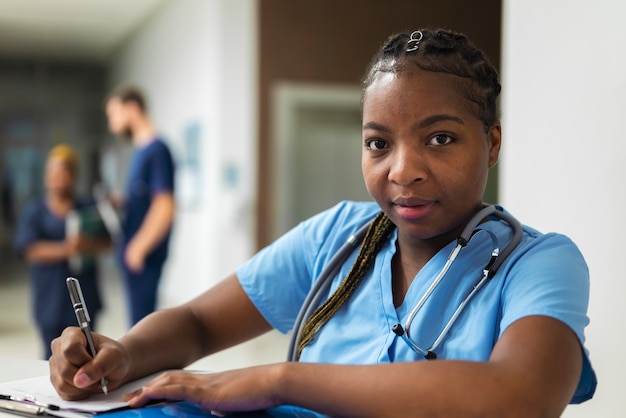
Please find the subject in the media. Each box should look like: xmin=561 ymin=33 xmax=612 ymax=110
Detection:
xmin=0 ymin=254 xmax=290 ymax=373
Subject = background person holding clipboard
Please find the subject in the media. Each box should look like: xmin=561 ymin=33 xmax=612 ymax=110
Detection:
xmin=13 ymin=144 xmax=112 ymax=359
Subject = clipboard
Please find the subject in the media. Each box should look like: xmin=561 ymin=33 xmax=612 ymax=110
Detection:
xmin=0 ymin=399 xmax=45 ymax=417
xmin=0 ymin=374 xmax=157 ymax=418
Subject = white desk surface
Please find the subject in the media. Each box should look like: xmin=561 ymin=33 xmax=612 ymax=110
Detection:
xmin=0 ymin=356 xmax=49 ymax=383
xmin=0 ymin=356 xmax=50 ymax=417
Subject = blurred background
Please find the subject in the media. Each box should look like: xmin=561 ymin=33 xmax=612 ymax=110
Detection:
xmin=0 ymin=1 xmax=622 ymax=416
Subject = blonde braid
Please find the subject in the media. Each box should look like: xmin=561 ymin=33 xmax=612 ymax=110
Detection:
xmin=296 ymin=211 xmax=395 ymax=360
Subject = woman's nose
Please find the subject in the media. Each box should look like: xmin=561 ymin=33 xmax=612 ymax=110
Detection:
xmin=388 ymin=145 xmax=427 ymax=186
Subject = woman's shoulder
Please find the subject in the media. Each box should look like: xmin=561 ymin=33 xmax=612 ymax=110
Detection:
xmin=303 ymin=201 xmax=381 ymax=230
xmin=21 ymin=197 xmax=47 ymax=216
xmin=325 ymin=200 xmax=381 ymax=217
xmin=491 ymin=206 xmax=588 ymax=279
xmin=493 ymin=205 xmax=580 ymax=248
xmin=296 ymin=201 xmax=381 ymax=247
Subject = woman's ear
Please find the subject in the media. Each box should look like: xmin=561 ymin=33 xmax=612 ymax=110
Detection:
xmin=487 ymin=122 xmax=502 ymax=168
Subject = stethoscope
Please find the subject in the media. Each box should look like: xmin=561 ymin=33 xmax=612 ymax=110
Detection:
xmin=287 ymin=204 xmax=523 ymax=362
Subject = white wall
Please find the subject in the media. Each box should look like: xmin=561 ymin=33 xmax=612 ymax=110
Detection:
xmin=107 ymin=0 xmax=257 ymax=306
xmin=501 ymin=1 xmax=625 ymax=416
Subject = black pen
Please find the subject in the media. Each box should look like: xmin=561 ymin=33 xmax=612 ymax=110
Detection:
xmin=66 ymin=277 xmax=109 ymax=395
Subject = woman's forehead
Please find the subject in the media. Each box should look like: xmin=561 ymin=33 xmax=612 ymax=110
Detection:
xmin=363 ymin=70 xmax=476 ymax=117
xmin=46 ymin=157 xmax=72 ymax=171
xmin=366 ymin=68 xmax=464 ymax=94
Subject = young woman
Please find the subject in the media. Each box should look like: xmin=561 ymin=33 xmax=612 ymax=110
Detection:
xmin=14 ymin=144 xmax=110 ymax=359
xmin=50 ymin=29 xmax=596 ymax=417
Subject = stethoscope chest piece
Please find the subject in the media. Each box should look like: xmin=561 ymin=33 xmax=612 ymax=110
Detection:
xmin=391 ymin=206 xmax=523 ymax=359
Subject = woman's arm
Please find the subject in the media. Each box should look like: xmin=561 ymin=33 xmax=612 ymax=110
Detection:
xmin=121 ymin=273 xmax=274 ymax=381
xmin=49 ymin=274 xmax=273 ymax=400
xmin=127 ymin=315 xmax=582 ymax=418
xmin=277 ymin=316 xmax=582 ymax=417
xmin=24 ymin=234 xmax=111 ymax=264
xmin=24 ymin=240 xmax=74 ymax=263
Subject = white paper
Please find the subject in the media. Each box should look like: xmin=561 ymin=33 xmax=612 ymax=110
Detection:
xmin=0 ymin=373 xmax=159 ymax=417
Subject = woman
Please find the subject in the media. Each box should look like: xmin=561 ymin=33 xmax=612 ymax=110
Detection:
xmin=50 ymin=29 xmax=596 ymax=417
xmin=14 ymin=144 xmax=110 ymax=359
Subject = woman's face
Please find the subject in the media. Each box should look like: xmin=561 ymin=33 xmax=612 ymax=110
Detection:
xmin=45 ymin=158 xmax=74 ymax=195
xmin=361 ymin=69 xmax=501 ymax=245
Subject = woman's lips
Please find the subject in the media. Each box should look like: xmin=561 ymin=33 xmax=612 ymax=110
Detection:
xmin=393 ymin=199 xmax=435 ymax=220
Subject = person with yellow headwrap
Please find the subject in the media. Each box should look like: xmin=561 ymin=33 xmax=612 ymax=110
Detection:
xmin=13 ymin=144 xmax=111 ymax=359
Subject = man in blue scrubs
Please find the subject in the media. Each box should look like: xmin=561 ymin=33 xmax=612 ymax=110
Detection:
xmin=105 ymin=86 xmax=175 ymax=326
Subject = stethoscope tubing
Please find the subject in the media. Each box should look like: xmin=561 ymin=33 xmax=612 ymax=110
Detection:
xmin=400 ymin=207 xmax=523 ymax=358
xmin=287 ymin=220 xmax=371 ymax=360
xmin=287 ymin=204 xmax=523 ymax=362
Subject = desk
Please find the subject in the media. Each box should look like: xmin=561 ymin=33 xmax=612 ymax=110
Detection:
xmin=0 ymin=357 xmax=324 ymax=418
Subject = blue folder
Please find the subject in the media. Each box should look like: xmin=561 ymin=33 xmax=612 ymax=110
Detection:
xmin=99 ymin=401 xmax=326 ymax=418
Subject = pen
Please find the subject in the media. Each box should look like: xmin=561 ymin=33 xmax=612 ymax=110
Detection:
xmin=66 ymin=277 xmax=109 ymax=395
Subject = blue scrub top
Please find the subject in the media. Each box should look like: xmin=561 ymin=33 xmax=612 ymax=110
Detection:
xmin=122 ymin=138 xmax=174 ymax=266
xmin=237 ymin=201 xmax=597 ymax=404
xmin=13 ymin=197 xmax=102 ymax=328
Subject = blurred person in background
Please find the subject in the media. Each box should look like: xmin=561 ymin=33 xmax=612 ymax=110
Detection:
xmin=13 ymin=144 xmax=110 ymax=359
xmin=105 ymin=86 xmax=175 ymax=326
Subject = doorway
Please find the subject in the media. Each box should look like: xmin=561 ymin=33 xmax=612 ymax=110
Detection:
xmin=271 ymin=82 xmax=371 ymax=240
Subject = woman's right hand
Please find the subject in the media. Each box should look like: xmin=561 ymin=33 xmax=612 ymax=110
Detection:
xmin=49 ymin=327 xmax=131 ymax=400
xmin=65 ymin=235 xmax=98 ymax=256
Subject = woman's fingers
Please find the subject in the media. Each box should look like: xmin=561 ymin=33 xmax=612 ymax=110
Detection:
xmin=50 ymin=327 xmax=130 ymax=400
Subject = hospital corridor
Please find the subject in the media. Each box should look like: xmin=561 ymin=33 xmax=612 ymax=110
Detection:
xmin=0 ymin=0 xmax=623 ymax=416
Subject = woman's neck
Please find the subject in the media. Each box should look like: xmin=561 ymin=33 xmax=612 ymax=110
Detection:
xmin=46 ymin=191 xmax=74 ymax=217
xmin=391 ymin=241 xmax=435 ymax=308
xmin=392 ymin=227 xmax=461 ymax=308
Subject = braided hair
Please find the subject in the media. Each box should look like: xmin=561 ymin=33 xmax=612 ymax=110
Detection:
xmin=296 ymin=28 xmax=501 ymax=359
xmin=296 ymin=211 xmax=395 ymax=359
xmin=363 ymin=28 xmax=501 ymax=132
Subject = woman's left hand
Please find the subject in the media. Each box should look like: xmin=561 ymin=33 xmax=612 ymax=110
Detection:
xmin=124 ymin=366 xmax=283 ymax=415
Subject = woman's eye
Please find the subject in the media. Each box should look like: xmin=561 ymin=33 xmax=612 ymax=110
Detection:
xmin=365 ymin=139 xmax=387 ymax=150
xmin=428 ymin=134 xmax=453 ymax=146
